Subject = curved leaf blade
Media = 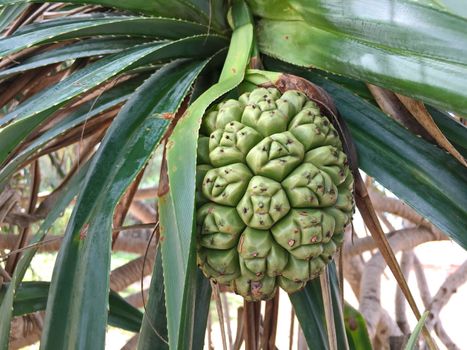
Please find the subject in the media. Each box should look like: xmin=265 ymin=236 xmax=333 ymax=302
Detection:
xmin=137 ymin=246 xmax=169 ymax=350
xmin=162 ymin=6 xmax=253 ymax=347
xmin=290 ymin=278 xmax=329 ymax=349
xmin=40 ymin=59 xmax=205 ymax=350
xmin=0 ymin=282 xmax=143 ymax=332
xmin=0 ymin=75 xmax=146 ymax=186
xmin=0 ymin=15 xmax=215 ymax=58
xmin=0 ymin=35 xmax=228 ymax=167
xmin=265 ymin=58 xmax=467 ymax=248
xmin=282 ymin=0 xmax=467 ymax=65
xmin=0 ymin=161 xmax=88 ymax=350
xmin=405 ymin=311 xmax=429 ymax=350
xmin=0 ymin=0 xmax=228 ymax=30
xmin=0 ymin=37 xmax=152 ymax=80
xmin=290 ymin=263 xmax=349 ymax=349
xmin=257 ymin=19 xmax=467 ymax=114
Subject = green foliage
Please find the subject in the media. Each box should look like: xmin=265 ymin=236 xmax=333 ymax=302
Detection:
xmin=0 ymin=0 xmax=465 ymax=349
xmin=265 ymin=59 xmax=467 ymax=248
xmin=405 ymin=311 xmax=430 ymax=350
xmin=0 ymin=282 xmax=143 ymax=332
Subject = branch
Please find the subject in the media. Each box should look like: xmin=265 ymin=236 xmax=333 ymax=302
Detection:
xmin=395 ymin=251 xmax=414 ymax=335
xmin=129 ymin=201 xmax=156 ymax=223
xmin=110 ymin=251 xmax=155 ymax=292
xmin=125 ymin=289 xmax=149 ymax=309
xmin=344 ymin=228 xmax=447 ymax=257
xmin=413 ymin=254 xmax=457 ymax=349
xmin=0 ymin=232 xmax=153 ymax=255
xmin=359 ymin=227 xmax=445 ymax=338
xmin=425 ymin=260 xmax=467 ymax=350
xmin=368 ymin=188 xmax=442 ymax=235
xmin=121 ymin=334 xmax=139 ymax=350
xmin=9 ymin=313 xmax=43 ymax=349
xmin=342 ymin=233 xmax=402 ymax=345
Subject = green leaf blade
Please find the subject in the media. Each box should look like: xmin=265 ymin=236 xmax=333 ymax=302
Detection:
xmin=0 ymin=37 xmax=152 ymax=80
xmin=162 ymin=13 xmax=253 ymax=348
xmin=40 ymin=59 xmax=205 ymax=350
xmin=288 ymin=0 xmax=467 ymax=66
xmin=265 ymin=59 xmax=467 ymax=248
xmin=0 ymin=15 xmax=216 ymax=58
xmin=0 ymin=161 xmax=89 ymax=350
xmin=0 ymin=35 xmax=227 ymax=167
xmin=257 ymin=19 xmax=467 ymax=114
xmin=0 ymin=282 xmax=143 ymax=333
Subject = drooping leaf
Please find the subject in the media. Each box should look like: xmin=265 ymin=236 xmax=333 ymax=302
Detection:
xmin=0 ymin=3 xmax=27 ymax=31
xmin=265 ymin=58 xmax=467 ymax=248
xmin=0 ymin=160 xmax=89 ymax=350
xmin=0 ymin=282 xmax=143 ymax=332
xmin=0 ymin=0 xmax=228 ymax=31
xmin=0 ymin=75 xmax=147 ymax=187
xmin=0 ymin=37 xmax=152 ymax=80
xmin=256 ymin=18 xmax=467 ymax=114
xmin=0 ymin=35 xmax=227 ymax=168
xmin=40 ymin=59 xmax=207 ymax=350
xmin=138 ymin=246 xmax=169 ymax=350
xmin=0 ymin=15 xmax=217 ymax=58
xmin=107 ymin=290 xmax=144 ymax=333
xmin=161 ymin=2 xmax=253 ymax=348
xmin=427 ymin=106 xmax=467 ymax=157
xmin=290 ymin=263 xmax=349 ymax=349
xmin=290 ymin=277 xmax=328 ymax=349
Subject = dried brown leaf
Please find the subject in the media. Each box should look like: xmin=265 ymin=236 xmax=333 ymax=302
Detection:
xmin=396 ymin=94 xmax=466 ymax=166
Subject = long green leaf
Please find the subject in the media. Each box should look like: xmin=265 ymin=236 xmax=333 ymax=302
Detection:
xmin=0 ymin=0 xmax=228 ymax=31
xmin=328 ymin=264 xmax=352 ymax=348
xmin=259 ymin=0 xmax=467 ymax=65
xmin=0 ymin=15 xmax=215 ymax=58
xmin=256 ymin=18 xmax=467 ymax=114
xmin=137 ymin=246 xmax=169 ymax=350
xmin=0 ymin=75 xmax=146 ymax=187
xmin=0 ymin=3 xmax=27 ymax=31
xmin=290 ymin=263 xmax=349 ymax=349
xmin=290 ymin=278 xmax=329 ymax=349
xmin=107 ymin=290 xmax=144 ymax=333
xmin=0 ymin=282 xmax=143 ymax=332
xmin=427 ymin=106 xmax=467 ymax=157
xmin=0 ymin=160 xmax=89 ymax=350
xmin=161 ymin=3 xmax=253 ymax=348
xmin=40 ymin=59 xmax=206 ymax=350
xmin=265 ymin=58 xmax=467 ymax=248
xmin=0 ymin=37 xmax=152 ymax=80
xmin=0 ymin=35 xmax=227 ymax=168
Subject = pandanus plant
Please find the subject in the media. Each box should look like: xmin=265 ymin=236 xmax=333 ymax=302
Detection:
xmin=0 ymin=0 xmax=466 ymax=349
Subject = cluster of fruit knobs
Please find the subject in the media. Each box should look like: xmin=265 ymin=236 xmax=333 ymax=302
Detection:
xmin=196 ymin=87 xmax=354 ymax=301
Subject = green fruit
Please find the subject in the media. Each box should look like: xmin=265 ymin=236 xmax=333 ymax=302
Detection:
xmin=196 ymin=87 xmax=354 ymax=301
